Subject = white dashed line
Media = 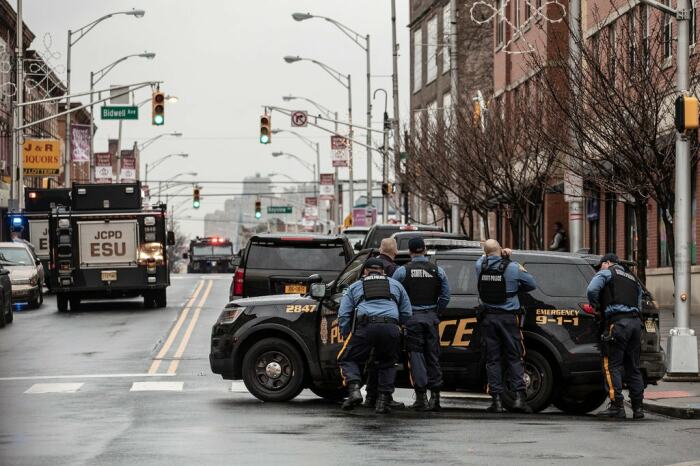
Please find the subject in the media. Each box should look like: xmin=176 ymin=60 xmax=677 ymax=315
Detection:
xmin=130 ymin=381 xmax=184 ymax=392
xmin=0 ymin=373 xmax=176 ymax=382
xmin=229 ymin=381 xmax=250 ymax=393
xmin=25 ymin=383 xmax=84 ymax=394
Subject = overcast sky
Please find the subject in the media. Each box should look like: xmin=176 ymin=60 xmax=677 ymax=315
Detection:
xmin=13 ymin=0 xmax=411 ymax=238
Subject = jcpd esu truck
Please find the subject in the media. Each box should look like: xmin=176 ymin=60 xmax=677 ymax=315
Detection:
xmin=186 ymin=236 xmax=236 ymax=273
xmin=48 ymin=183 xmax=173 ymax=312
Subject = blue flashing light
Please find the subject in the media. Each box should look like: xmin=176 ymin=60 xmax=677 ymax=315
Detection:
xmin=12 ymin=217 xmax=23 ymax=226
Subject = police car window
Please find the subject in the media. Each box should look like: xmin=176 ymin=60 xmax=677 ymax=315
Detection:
xmin=247 ymin=243 xmax=347 ymax=271
xmin=436 ymin=259 xmax=477 ymax=294
xmin=193 ymin=246 xmax=212 ymax=256
xmin=524 ymin=263 xmax=589 ymax=297
xmin=335 ymin=253 xmax=370 ymax=290
xmin=212 ymin=245 xmax=233 ymax=255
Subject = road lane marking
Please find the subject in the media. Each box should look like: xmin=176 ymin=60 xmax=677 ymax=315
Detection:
xmin=0 ymin=373 xmax=176 ymax=382
xmin=230 ymin=381 xmax=250 ymax=393
xmin=148 ymin=280 xmax=205 ymax=374
xmin=25 ymin=383 xmax=83 ymax=394
xmin=130 ymin=381 xmax=183 ymax=392
xmin=166 ymin=280 xmax=214 ymax=374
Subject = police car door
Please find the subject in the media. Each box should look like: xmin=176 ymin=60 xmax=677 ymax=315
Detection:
xmin=318 ymin=251 xmax=370 ymax=377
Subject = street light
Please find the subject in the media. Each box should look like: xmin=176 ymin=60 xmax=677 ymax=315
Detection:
xmin=137 ymin=94 xmax=178 ymax=107
xmin=157 ymin=172 xmax=197 ymax=202
xmin=284 ymin=55 xmax=354 ymax=210
xmin=88 ymin=52 xmax=156 ymax=182
xmin=145 ymin=153 xmax=189 ymax=185
xmin=138 ymin=132 xmax=183 ymax=151
xmin=272 ymin=129 xmax=320 ymax=199
xmin=271 ymin=151 xmax=316 ymax=177
xmin=268 ymin=172 xmax=297 ymax=182
xmin=65 ymin=8 xmax=146 ymax=186
xmin=282 ymin=95 xmax=336 ymax=121
xmin=291 ymin=13 xmax=373 ymax=213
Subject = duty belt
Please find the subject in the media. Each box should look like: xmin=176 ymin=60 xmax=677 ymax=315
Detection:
xmin=606 ymin=311 xmax=640 ymax=322
xmin=357 ymin=315 xmax=399 ymax=325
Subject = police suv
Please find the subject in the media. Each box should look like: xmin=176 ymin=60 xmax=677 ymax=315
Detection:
xmin=48 ymin=183 xmax=173 ymax=311
xmin=210 ymin=247 xmax=665 ymax=414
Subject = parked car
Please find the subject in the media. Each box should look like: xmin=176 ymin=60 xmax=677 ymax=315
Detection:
xmin=211 ymin=247 xmax=664 ymax=414
xmin=0 ymin=242 xmax=44 ymax=308
xmin=391 ymin=231 xmax=471 ymax=251
xmin=229 ymin=234 xmax=354 ymax=301
xmin=0 ymin=264 xmax=12 ymax=328
xmin=341 ymin=226 xmax=370 ymax=251
xmin=360 ymin=223 xmax=442 ymax=250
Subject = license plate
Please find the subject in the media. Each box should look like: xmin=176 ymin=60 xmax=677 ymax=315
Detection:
xmin=645 ymin=320 xmax=656 ymax=333
xmin=285 ymin=284 xmax=307 ymax=294
xmin=101 ymin=270 xmax=117 ymax=282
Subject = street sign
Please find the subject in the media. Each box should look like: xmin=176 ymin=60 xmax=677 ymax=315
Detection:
xmin=101 ymin=106 xmax=138 ymax=120
xmin=319 ymin=173 xmax=335 ymax=201
xmin=267 ymin=205 xmax=293 ymax=214
xmin=23 ymin=139 xmax=61 ymax=176
xmin=291 ymin=111 xmax=308 ymax=127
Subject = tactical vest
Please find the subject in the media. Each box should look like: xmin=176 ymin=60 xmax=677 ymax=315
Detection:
xmin=361 ymin=274 xmax=393 ymax=301
xmin=600 ymin=266 xmax=639 ymax=312
xmin=402 ymin=261 xmax=441 ymax=306
xmin=477 ymin=258 xmax=514 ymax=305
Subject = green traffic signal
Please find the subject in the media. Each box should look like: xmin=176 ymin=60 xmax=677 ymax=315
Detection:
xmin=193 ymin=200 xmax=200 ymax=209
xmin=259 ymin=134 xmax=270 ymax=144
xmin=154 ymin=114 xmax=164 ymax=126
xmin=255 ymin=211 xmax=262 ymax=219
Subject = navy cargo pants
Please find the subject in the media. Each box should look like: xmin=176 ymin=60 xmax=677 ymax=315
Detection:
xmin=406 ymin=310 xmax=443 ymax=391
xmin=601 ymin=315 xmax=644 ymax=403
xmin=481 ymin=312 xmax=526 ymax=394
xmin=338 ymin=322 xmax=401 ymax=394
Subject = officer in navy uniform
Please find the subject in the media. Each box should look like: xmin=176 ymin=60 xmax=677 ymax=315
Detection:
xmin=475 ymin=239 xmax=537 ymax=413
xmin=587 ymin=253 xmax=645 ymax=419
xmin=393 ymin=237 xmax=450 ymax=411
xmin=337 ymin=258 xmax=412 ymax=413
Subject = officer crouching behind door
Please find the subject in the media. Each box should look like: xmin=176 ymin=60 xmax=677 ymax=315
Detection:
xmin=337 ymin=258 xmax=412 ymax=414
xmin=475 ymin=239 xmax=537 ymax=413
xmin=587 ymin=253 xmax=645 ymax=419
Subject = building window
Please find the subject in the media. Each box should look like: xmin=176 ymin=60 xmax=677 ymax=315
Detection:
xmin=497 ymin=0 xmax=505 ymax=47
xmin=413 ymin=28 xmax=422 ymax=93
xmin=692 ymin=164 xmax=697 ymax=264
xmin=443 ymin=4 xmax=451 ymax=74
xmin=691 ymin=0 xmax=697 ymax=46
xmin=427 ymin=15 xmax=438 ymax=83
xmin=624 ymin=204 xmax=638 ymax=262
xmin=525 ymin=0 xmax=531 ymax=23
xmin=515 ymin=0 xmax=521 ymax=29
xmin=605 ymin=193 xmax=617 ymax=253
xmin=664 ymin=0 xmax=673 ymax=60
xmin=442 ymin=92 xmax=452 ymax=124
xmin=608 ymin=23 xmax=617 ymax=82
xmin=536 ymin=0 xmax=542 ymax=17
xmin=413 ymin=110 xmax=423 ymax=138
xmin=427 ymin=100 xmax=438 ymax=129
xmin=658 ymin=206 xmax=672 ymax=267
xmin=642 ymin=5 xmax=650 ymax=68
xmin=628 ymin=12 xmax=636 ymax=69
xmin=587 ymin=194 xmax=600 ymax=255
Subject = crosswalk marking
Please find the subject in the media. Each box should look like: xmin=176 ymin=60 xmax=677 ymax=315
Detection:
xmin=130 ymin=381 xmax=184 ymax=392
xmin=25 ymin=383 xmax=83 ymax=394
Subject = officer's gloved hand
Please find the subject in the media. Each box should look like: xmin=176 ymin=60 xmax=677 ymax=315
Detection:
xmin=502 ymin=248 xmax=513 ymax=258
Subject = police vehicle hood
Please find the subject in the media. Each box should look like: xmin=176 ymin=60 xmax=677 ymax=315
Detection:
xmin=228 ymin=293 xmax=317 ymax=307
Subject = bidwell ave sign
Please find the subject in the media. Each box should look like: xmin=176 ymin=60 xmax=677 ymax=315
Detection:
xmin=23 ymin=139 xmax=61 ymax=176
xmin=101 ymin=106 xmax=138 ymax=120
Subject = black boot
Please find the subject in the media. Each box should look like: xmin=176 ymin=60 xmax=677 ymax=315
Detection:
xmin=362 ymin=393 xmax=377 ymax=408
xmin=387 ymin=394 xmax=405 ymax=409
xmin=597 ymin=399 xmax=626 ymax=419
xmin=427 ymin=390 xmax=441 ymax=412
xmin=486 ymin=394 xmax=505 ymax=413
xmin=341 ymin=383 xmax=363 ymax=411
xmin=631 ymin=399 xmax=645 ymax=420
xmin=411 ymin=390 xmax=429 ymax=411
xmin=375 ymin=393 xmax=391 ymax=414
xmin=511 ymin=391 xmax=533 ymax=414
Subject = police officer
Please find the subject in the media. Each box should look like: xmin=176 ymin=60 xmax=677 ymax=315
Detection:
xmin=337 ymin=258 xmax=412 ymax=414
xmin=587 ymin=253 xmax=645 ymax=419
xmin=475 ymin=239 xmax=537 ymax=413
xmin=393 ymin=237 xmax=450 ymax=411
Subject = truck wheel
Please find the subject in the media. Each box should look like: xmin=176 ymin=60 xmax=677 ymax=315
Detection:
xmin=29 ymin=287 xmax=43 ymax=309
xmin=69 ymin=297 xmax=81 ymax=311
xmin=309 ymin=385 xmax=347 ymax=402
xmin=502 ymin=349 xmax=554 ymax=413
xmin=155 ymin=290 xmax=167 ymax=308
xmin=4 ymin=296 xmax=12 ymax=324
xmin=0 ymin=295 xmax=6 ymax=328
xmin=57 ymin=294 xmax=69 ymax=313
xmin=242 ymin=338 xmax=305 ymax=402
xmin=143 ymin=293 xmax=155 ymax=309
xmin=553 ymin=389 xmax=607 ymax=415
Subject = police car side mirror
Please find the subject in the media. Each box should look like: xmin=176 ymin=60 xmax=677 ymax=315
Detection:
xmin=310 ymin=283 xmax=327 ymax=299
xmin=167 ymin=231 xmax=176 ymax=246
xmin=182 ymin=252 xmax=189 ymax=260
xmin=307 ymin=274 xmax=323 ymax=284
xmin=35 ymin=259 xmax=41 ymax=266
xmin=354 ymin=241 xmax=363 ymax=250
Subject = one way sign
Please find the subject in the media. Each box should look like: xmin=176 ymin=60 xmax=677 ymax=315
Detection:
xmin=291 ymin=111 xmax=308 ymax=127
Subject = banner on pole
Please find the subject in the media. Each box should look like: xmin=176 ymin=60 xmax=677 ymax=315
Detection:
xmin=319 ymin=173 xmax=335 ymax=200
xmin=70 ymin=125 xmax=91 ymax=162
xmin=94 ymin=152 xmax=113 ymax=183
xmin=330 ymin=134 xmax=349 ymax=167
xmin=23 ymin=139 xmax=61 ymax=176
xmin=304 ymin=196 xmax=319 ymax=219
xmin=120 ymin=150 xmax=136 ymax=183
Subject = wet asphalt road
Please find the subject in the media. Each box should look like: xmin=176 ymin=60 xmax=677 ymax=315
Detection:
xmin=1 ymin=274 xmax=699 ymax=466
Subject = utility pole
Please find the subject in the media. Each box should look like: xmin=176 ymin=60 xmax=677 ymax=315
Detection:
xmin=365 ymin=35 xmax=373 ymax=220
xmin=65 ymin=29 xmax=73 ymax=188
xmin=348 ymin=75 xmax=355 ymax=216
xmin=567 ymin=0 xmax=584 ymax=252
xmin=391 ymin=0 xmax=402 ymax=224
xmin=449 ymin=0 xmax=459 ymax=233
xmin=14 ymin=0 xmax=24 ymax=210
xmin=636 ymin=0 xmax=699 ymax=375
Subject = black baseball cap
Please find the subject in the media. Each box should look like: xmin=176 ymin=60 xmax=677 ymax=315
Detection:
xmin=598 ymin=253 xmax=620 ymax=266
xmin=364 ymin=258 xmax=385 ymax=270
xmin=408 ymin=237 xmax=426 ymax=253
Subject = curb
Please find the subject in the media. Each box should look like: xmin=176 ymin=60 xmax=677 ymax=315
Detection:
xmin=643 ymin=400 xmax=700 ymax=419
xmin=663 ymin=375 xmax=700 ymax=383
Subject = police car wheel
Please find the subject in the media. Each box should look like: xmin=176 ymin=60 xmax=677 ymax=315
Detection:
xmin=242 ymin=338 xmax=305 ymax=402
xmin=155 ymin=290 xmax=167 ymax=308
xmin=4 ymin=296 xmax=12 ymax=324
xmin=57 ymin=294 xmax=69 ymax=313
xmin=0 ymin=296 xmax=7 ymax=328
xmin=29 ymin=288 xmax=43 ymax=309
xmin=553 ymin=389 xmax=607 ymax=415
xmin=502 ymin=350 xmax=553 ymax=413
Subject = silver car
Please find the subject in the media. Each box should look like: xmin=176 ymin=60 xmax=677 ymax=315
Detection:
xmin=0 ymin=242 xmax=44 ymax=308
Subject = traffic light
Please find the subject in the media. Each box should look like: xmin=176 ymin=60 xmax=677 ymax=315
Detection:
xmin=255 ymin=199 xmax=262 ymax=219
xmin=193 ymin=187 xmax=201 ymax=209
xmin=260 ymin=114 xmax=271 ymax=144
xmin=152 ymin=90 xmax=165 ymax=126
xmin=675 ymin=95 xmax=699 ymax=132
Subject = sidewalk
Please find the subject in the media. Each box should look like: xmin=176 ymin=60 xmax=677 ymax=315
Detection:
xmin=644 ymin=308 xmax=700 ymax=419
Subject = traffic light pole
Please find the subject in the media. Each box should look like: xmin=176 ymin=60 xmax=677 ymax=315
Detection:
xmin=641 ymin=0 xmax=698 ymax=375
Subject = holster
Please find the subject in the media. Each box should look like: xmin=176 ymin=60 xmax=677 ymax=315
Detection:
xmin=599 ymin=327 xmax=614 ymax=356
